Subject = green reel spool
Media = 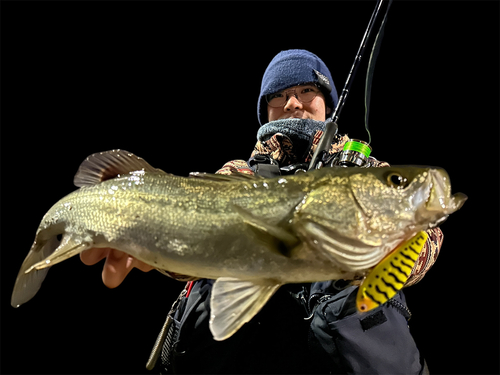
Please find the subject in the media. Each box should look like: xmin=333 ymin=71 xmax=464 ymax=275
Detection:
xmin=337 ymin=139 xmax=372 ymax=167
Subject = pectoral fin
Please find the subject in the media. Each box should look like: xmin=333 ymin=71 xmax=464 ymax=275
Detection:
xmin=209 ymin=277 xmax=281 ymax=341
xmin=356 ymin=231 xmax=428 ymax=313
xmin=232 ymin=204 xmax=299 ymax=255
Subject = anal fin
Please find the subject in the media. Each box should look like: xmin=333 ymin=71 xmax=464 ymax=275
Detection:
xmin=209 ymin=277 xmax=281 ymax=341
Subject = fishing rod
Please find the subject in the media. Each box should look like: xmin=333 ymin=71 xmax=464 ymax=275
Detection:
xmin=308 ymin=0 xmax=393 ymax=170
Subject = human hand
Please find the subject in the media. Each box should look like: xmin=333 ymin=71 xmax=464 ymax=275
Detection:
xmin=80 ymin=248 xmax=153 ymax=288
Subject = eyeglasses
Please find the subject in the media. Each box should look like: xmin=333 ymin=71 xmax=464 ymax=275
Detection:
xmin=266 ymin=84 xmax=322 ymax=108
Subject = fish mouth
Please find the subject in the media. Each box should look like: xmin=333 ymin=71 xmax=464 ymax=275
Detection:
xmin=420 ymin=169 xmax=467 ymax=225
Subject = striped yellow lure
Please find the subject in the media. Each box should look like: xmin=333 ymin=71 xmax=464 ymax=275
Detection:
xmin=356 ymin=231 xmax=428 ymax=313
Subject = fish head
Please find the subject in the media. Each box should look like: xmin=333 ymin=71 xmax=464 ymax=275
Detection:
xmin=294 ymin=166 xmax=467 ymax=275
xmin=349 ymin=166 xmax=467 ymax=240
xmin=291 ymin=166 xmax=465 ymax=275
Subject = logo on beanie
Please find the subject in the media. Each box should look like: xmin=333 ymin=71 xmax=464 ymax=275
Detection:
xmin=313 ymin=69 xmax=332 ymax=92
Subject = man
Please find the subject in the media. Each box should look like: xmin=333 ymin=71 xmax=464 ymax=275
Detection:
xmin=81 ymin=49 xmax=440 ymax=374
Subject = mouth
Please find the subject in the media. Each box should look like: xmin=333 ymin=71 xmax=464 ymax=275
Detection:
xmin=428 ymin=169 xmax=467 ymax=213
xmin=420 ymin=169 xmax=467 ymax=225
xmin=281 ymin=112 xmax=306 ymax=120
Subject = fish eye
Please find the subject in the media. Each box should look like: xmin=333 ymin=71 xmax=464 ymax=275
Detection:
xmin=56 ymin=234 xmax=63 ymax=242
xmin=386 ymin=172 xmax=409 ymax=189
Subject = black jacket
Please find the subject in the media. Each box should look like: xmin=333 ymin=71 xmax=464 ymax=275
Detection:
xmin=155 ymin=279 xmax=427 ymax=374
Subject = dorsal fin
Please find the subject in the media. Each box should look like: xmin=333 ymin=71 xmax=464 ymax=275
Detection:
xmin=188 ymin=171 xmax=263 ymax=182
xmin=74 ymin=149 xmax=165 ymax=187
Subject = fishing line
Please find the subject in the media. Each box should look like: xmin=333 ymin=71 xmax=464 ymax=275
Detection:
xmin=308 ymin=0 xmax=393 ymax=170
xmin=364 ymin=0 xmax=393 ymax=145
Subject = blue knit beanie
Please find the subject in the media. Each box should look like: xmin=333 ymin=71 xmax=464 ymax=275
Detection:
xmin=257 ymin=49 xmax=338 ymax=126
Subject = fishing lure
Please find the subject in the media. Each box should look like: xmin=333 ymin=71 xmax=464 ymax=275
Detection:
xmin=356 ymin=231 xmax=428 ymax=313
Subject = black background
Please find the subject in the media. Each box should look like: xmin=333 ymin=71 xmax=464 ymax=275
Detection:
xmin=1 ymin=1 xmax=498 ymax=374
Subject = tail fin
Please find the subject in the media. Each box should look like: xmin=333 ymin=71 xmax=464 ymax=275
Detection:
xmin=11 ymin=236 xmax=60 ymax=307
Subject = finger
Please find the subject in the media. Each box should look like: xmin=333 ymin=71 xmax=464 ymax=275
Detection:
xmin=102 ymin=249 xmax=133 ymax=289
xmin=129 ymin=257 xmax=154 ymax=273
xmin=80 ymin=248 xmax=110 ymax=266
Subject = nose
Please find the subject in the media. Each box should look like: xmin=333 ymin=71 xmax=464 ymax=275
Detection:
xmin=283 ymin=94 xmax=303 ymax=111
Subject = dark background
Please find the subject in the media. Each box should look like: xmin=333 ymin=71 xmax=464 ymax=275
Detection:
xmin=1 ymin=1 xmax=498 ymax=374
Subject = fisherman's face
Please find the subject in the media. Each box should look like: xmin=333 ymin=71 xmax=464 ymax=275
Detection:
xmin=267 ymin=84 xmax=332 ymax=122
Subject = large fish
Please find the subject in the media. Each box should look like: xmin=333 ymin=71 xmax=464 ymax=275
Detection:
xmin=11 ymin=150 xmax=466 ymax=340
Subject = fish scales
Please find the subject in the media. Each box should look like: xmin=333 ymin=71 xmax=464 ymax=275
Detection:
xmin=41 ymin=171 xmax=315 ymax=280
xmin=11 ymin=150 xmax=467 ymax=341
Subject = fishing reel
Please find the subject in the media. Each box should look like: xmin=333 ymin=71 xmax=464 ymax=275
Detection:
xmin=308 ymin=122 xmax=372 ymax=171
xmin=329 ymin=139 xmax=372 ymax=168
